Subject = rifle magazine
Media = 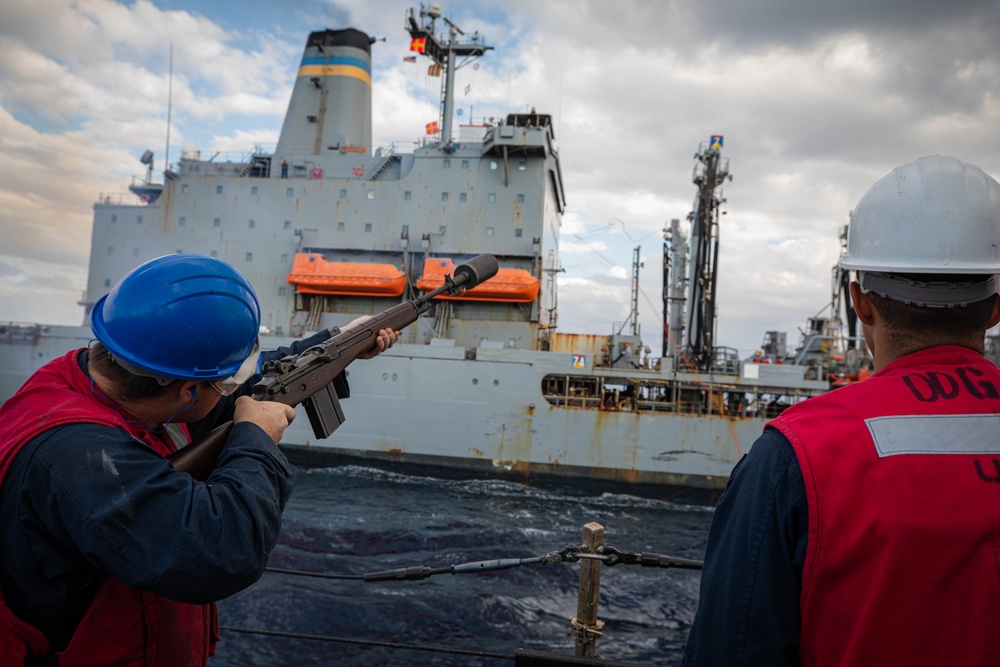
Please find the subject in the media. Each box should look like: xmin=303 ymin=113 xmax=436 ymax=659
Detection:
xmin=302 ymin=381 xmax=346 ymax=439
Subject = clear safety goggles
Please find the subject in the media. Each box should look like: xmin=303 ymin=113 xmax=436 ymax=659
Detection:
xmin=209 ymin=339 xmax=262 ymax=396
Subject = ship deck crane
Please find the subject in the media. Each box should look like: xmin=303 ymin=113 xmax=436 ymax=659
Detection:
xmin=663 ymin=138 xmax=731 ymax=370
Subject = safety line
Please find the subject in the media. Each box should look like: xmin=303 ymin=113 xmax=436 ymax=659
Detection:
xmin=220 ymin=626 xmax=511 ymax=659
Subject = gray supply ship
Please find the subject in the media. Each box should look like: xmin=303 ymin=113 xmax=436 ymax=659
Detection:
xmin=0 ymin=5 xmax=866 ymax=501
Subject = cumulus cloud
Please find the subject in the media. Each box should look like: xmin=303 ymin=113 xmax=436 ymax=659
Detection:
xmin=0 ymin=0 xmax=998 ymax=357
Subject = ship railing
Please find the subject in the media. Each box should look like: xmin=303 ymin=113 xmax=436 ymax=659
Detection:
xmin=0 ymin=323 xmax=45 ymax=345
xmin=176 ymin=150 xmax=261 ymax=165
xmin=544 ymin=368 xmax=824 ymax=419
xmin=374 ymin=143 xmax=397 ymax=158
xmin=94 ymin=192 xmax=147 ymax=206
xmin=708 ymin=346 xmax=741 ymax=375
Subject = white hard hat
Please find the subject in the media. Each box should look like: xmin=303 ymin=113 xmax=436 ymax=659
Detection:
xmin=840 ymin=156 xmax=1000 ymax=274
xmin=840 ymin=156 xmax=1000 ymax=307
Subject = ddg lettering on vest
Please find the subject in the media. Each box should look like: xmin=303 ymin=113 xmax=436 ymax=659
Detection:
xmin=902 ymin=367 xmax=1000 ymax=402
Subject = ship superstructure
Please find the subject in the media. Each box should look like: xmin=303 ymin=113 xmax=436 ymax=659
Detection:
xmin=0 ymin=6 xmax=863 ymax=501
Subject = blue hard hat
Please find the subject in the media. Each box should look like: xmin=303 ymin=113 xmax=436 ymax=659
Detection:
xmin=91 ymin=254 xmax=261 ymax=382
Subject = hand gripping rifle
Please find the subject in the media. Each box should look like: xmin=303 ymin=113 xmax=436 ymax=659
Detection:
xmin=168 ymin=254 xmax=500 ymax=480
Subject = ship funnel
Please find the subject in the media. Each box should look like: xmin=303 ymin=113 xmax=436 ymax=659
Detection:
xmin=276 ymin=29 xmax=375 ymax=156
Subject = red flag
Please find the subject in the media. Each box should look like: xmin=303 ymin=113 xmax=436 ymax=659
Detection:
xmin=425 ymin=121 xmax=438 ymax=135
xmin=410 ymin=37 xmax=426 ymax=53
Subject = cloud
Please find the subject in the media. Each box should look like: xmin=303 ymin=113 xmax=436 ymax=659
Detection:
xmin=0 ymin=0 xmax=998 ymax=359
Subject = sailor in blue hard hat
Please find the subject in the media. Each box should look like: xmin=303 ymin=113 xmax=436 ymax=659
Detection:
xmin=0 ymin=253 xmax=397 ymax=664
xmin=89 ymin=253 xmax=272 ymax=425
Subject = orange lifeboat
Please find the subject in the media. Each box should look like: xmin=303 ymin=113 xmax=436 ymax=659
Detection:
xmin=416 ymin=257 xmax=540 ymax=303
xmin=286 ymin=253 xmax=406 ymax=297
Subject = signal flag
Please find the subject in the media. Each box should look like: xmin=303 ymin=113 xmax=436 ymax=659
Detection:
xmin=425 ymin=121 xmax=438 ymax=135
xmin=410 ymin=37 xmax=426 ymax=53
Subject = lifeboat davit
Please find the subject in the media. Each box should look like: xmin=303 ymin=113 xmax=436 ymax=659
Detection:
xmin=286 ymin=253 xmax=406 ymax=297
xmin=416 ymin=257 xmax=540 ymax=303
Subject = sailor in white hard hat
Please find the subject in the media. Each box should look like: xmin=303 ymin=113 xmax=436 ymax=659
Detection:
xmin=685 ymin=156 xmax=1000 ymax=666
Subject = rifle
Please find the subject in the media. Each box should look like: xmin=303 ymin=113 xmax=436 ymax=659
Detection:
xmin=168 ymin=254 xmax=499 ymax=480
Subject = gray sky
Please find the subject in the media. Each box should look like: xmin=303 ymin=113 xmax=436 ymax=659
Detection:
xmin=1 ymin=0 xmax=998 ymax=357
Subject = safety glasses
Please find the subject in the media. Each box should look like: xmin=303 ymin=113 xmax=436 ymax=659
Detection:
xmin=209 ymin=339 xmax=261 ymax=396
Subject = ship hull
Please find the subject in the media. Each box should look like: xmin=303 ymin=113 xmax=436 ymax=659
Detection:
xmin=0 ymin=326 xmax=763 ymax=502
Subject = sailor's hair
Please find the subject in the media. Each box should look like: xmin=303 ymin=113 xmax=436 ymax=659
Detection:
xmin=88 ymin=341 xmax=176 ymax=401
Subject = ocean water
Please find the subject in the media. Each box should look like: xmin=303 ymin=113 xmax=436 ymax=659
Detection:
xmin=212 ymin=466 xmax=714 ymax=666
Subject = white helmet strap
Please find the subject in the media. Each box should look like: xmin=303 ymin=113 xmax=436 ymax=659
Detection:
xmin=858 ymin=271 xmax=998 ymax=308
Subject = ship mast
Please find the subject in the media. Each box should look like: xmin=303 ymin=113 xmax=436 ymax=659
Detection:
xmin=406 ymin=3 xmax=493 ymax=143
xmin=626 ymin=246 xmax=642 ymax=336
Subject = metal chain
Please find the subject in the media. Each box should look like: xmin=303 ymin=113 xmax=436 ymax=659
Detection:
xmin=267 ymin=543 xmax=702 ymax=584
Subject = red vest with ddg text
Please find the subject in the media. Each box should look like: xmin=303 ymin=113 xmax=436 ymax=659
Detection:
xmin=0 ymin=349 xmax=217 ymax=667
xmin=770 ymin=345 xmax=1000 ymax=666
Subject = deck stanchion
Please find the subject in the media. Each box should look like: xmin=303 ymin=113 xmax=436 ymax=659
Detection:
xmin=571 ymin=522 xmax=605 ymax=658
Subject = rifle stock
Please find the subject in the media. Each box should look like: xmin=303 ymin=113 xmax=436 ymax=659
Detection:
xmin=168 ymin=254 xmax=499 ymax=480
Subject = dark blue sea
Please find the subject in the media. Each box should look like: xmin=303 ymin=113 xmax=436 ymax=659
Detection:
xmin=212 ymin=466 xmax=713 ymax=666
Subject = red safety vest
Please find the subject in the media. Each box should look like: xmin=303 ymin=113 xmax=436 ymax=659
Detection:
xmin=770 ymin=345 xmax=1000 ymax=666
xmin=0 ymin=349 xmax=217 ymax=666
